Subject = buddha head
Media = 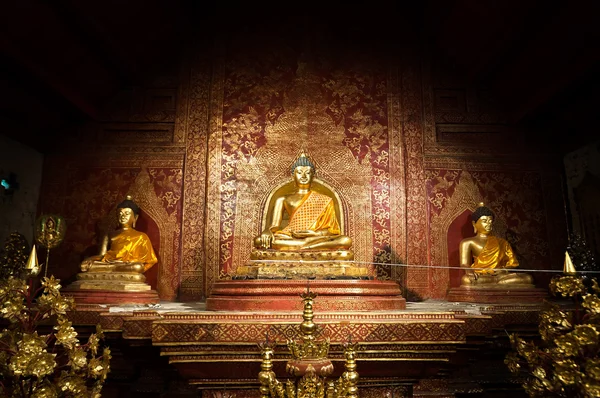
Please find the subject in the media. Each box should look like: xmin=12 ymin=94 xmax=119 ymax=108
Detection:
xmin=471 ymin=203 xmax=494 ymax=235
xmin=45 ymin=217 xmax=55 ymax=231
xmin=291 ymin=153 xmax=315 ymax=189
xmin=116 ymin=195 xmax=140 ymax=228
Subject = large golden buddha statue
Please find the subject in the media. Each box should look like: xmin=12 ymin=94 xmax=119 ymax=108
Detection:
xmin=73 ymin=195 xmax=158 ymax=291
xmin=459 ymin=203 xmax=533 ymax=287
xmin=237 ymin=154 xmax=369 ymax=279
xmin=254 ymin=154 xmax=352 ymax=252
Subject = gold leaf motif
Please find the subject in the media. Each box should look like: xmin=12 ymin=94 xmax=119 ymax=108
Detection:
xmin=0 ymin=275 xmax=110 ymax=395
xmin=507 ymin=275 xmax=600 ymax=396
xmin=550 ymin=275 xmax=587 ymax=297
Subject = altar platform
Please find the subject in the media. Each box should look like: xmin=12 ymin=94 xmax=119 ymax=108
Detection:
xmin=65 ymin=297 xmax=563 ymax=397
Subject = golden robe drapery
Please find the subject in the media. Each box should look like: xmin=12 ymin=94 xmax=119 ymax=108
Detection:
xmin=471 ymin=235 xmax=518 ymax=275
xmin=279 ymin=192 xmax=341 ymax=236
xmin=101 ymin=229 xmax=158 ymax=272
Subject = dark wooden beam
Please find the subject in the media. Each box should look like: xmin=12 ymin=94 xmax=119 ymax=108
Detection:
xmin=48 ymin=0 xmax=141 ymax=87
xmin=0 ymin=0 xmax=106 ymax=120
xmin=489 ymin=1 xmax=600 ymax=124
xmin=0 ymin=33 xmax=100 ymax=120
xmin=505 ymin=52 xmax=600 ymax=125
xmin=0 ymin=0 xmax=149 ymax=120
xmin=56 ymin=0 xmax=193 ymax=87
xmin=432 ymin=0 xmax=540 ymax=81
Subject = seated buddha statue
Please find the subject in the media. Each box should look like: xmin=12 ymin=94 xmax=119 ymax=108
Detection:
xmin=254 ymin=154 xmax=352 ymax=252
xmin=240 ymin=154 xmax=367 ymax=279
xmin=459 ymin=203 xmax=533 ymax=287
xmin=75 ymin=195 xmax=158 ymax=289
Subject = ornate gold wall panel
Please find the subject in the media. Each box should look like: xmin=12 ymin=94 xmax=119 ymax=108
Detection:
xmin=194 ymin=42 xmax=405 ymax=296
xmin=388 ymin=67 xmax=407 ymax=291
xmin=401 ymin=58 xmax=429 ymax=297
xmin=38 ymin=42 xmax=568 ymax=301
xmin=427 ymin=171 xmax=481 ymax=298
xmin=179 ymin=55 xmax=212 ymax=301
xmin=205 ymin=60 xmax=225 ymax=296
xmin=129 ymin=167 xmax=181 ymax=300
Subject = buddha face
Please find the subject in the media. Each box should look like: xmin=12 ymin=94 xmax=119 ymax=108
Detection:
xmin=117 ymin=207 xmax=136 ymax=227
xmin=473 ymin=215 xmax=493 ymax=235
xmin=293 ymin=166 xmax=313 ymax=188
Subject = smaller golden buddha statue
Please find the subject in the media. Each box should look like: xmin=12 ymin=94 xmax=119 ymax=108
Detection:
xmin=74 ymin=195 xmax=158 ymax=291
xmin=237 ymin=153 xmax=369 ymax=279
xmin=459 ymin=203 xmax=533 ymax=287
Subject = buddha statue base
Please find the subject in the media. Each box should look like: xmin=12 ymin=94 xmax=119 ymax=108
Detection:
xmin=250 ymin=249 xmax=355 ymax=261
xmin=61 ymin=272 xmax=159 ymax=305
xmin=208 ymin=247 xmax=393 ymax=311
xmin=236 ymin=262 xmax=371 ymax=280
xmin=447 ymin=284 xmax=548 ymax=304
xmin=239 ymin=249 xmax=369 ymax=279
xmin=73 ymin=271 xmax=149 ymax=290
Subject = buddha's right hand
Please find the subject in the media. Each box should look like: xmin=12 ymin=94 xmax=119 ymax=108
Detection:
xmin=80 ymin=261 xmax=91 ymax=272
xmin=80 ymin=255 xmax=101 ymax=272
xmin=259 ymin=231 xmax=274 ymax=249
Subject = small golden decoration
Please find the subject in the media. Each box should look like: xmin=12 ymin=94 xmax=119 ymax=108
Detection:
xmin=34 ymin=214 xmax=66 ymax=250
xmin=219 ymin=269 xmax=234 ymax=280
xmin=34 ymin=214 xmax=66 ymax=277
xmin=563 ymin=251 xmax=577 ymax=275
xmin=24 ymin=245 xmax=40 ymax=278
xmin=258 ymin=285 xmax=359 ymax=397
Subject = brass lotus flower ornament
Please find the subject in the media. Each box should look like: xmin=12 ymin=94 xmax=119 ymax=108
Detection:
xmin=0 ymin=272 xmax=110 ymax=396
xmin=505 ymin=251 xmax=600 ymax=397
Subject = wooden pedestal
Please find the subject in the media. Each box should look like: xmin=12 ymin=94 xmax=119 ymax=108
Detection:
xmin=206 ymin=279 xmax=406 ymax=311
xmin=447 ymin=285 xmax=548 ymax=304
xmin=61 ymin=288 xmax=160 ymax=305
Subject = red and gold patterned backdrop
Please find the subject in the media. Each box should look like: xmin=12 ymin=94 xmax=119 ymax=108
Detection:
xmin=37 ymin=39 xmax=568 ymax=301
xmin=182 ymin=39 xmax=410 ymax=298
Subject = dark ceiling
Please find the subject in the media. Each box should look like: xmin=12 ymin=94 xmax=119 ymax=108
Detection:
xmin=1 ymin=0 xmax=598 ymax=155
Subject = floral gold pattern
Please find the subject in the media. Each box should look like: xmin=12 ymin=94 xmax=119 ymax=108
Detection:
xmin=402 ymin=59 xmax=428 ymax=294
xmin=180 ymin=55 xmax=211 ymax=300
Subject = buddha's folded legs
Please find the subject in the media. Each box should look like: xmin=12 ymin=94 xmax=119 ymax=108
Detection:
xmin=84 ymin=261 xmax=145 ymax=274
xmin=461 ymin=273 xmax=498 ymax=285
xmin=496 ymin=272 xmax=533 ymax=285
xmin=270 ymin=235 xmax=352 ymax=251
xmin=461 ymin=270 xmax=533 ymax=286
xmin=300 ymin=235 xmax=353 ymax=250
